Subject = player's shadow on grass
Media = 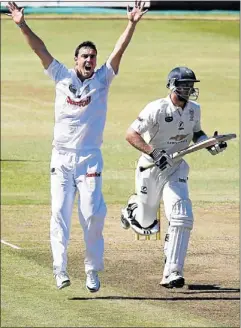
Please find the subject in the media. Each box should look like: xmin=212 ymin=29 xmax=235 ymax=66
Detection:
xmin=69 ymin=285 xmax=240 ymax=301
xmin=182 ymin=284 xmax=240 ymax=295
xmin=69 ymin=295 xmax=240 ymax=301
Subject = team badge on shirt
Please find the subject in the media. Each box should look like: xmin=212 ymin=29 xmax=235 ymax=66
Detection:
xmin=69 ymin=84 xmax=77 ymax=96
xmin=189 ymin=109 xmax=194 ymax=121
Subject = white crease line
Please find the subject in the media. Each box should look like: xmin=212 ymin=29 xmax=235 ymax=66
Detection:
xmin=1 ymin=240 xmax=22 ymax=249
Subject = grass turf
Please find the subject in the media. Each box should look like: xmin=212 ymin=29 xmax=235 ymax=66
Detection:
xmin=1 ymin=18 xmax=239 ymax=327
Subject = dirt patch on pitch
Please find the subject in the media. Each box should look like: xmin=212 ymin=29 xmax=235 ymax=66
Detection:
xmin=102 ymin=203 xmax=240 ymax=327
xmin=2 ymin=203 xmax=239 ymax=326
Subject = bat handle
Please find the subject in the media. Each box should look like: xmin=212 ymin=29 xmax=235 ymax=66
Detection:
xmin=139 ymin=164 xmax=154 ymax=172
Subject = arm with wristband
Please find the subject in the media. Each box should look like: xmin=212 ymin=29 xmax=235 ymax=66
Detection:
xmin=193 ymin=130 xmax=227 ymax=155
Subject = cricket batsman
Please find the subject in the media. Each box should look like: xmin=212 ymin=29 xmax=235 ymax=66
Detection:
xmin=121 ymin=66 xmax=228 ymax=288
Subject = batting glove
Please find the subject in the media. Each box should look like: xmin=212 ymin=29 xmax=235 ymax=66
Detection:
xmin=207 ymin=131 xmax=227 ymax=155
xmin=149 ymin=149 xmax=174 ymax=171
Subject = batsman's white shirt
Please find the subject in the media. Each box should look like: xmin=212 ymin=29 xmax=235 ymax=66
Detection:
xmin=130 ymin=95 xmax=202 ymax=228
xmin=131 ymin=95 xmax=201 ymax=156
xmin=45 ymin=59 xmax=116 ymax=150
xmin=129 ymin=96 xmax=202 ymax=277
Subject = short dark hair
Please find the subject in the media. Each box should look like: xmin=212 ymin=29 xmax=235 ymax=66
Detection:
xmin=74 ymin=41 xmax=97 ymax=57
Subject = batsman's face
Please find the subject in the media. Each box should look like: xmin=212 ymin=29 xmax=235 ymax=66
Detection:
xmin=75 ymin=47 xmax=97 ymax=79
xmin=174 ymin=81 xmax=197 ymax=101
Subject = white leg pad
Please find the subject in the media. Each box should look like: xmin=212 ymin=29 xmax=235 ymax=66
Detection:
xmin=163 ymin=199 xmax=193 ymax=277
xmin=164 ymin=225 xmax=171 ymax=259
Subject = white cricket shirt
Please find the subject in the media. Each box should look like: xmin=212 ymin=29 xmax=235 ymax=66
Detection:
xmin=131 ymin=95 xmax=202 ymax=156
xmin=45 ymin=59 xmax=116 ymax=150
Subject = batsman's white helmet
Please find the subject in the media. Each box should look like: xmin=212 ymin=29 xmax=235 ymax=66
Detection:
xmin=166 ymin=67 xmax=200 ymax=101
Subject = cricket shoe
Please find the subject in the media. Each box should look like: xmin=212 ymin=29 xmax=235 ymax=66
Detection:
xmin=160 ymin=272 xmax=185 ymax=289
xmin=54 ymin=272 xmax=71 ymax=290
xmin=86 ymin=271 xmax=100 ymax=293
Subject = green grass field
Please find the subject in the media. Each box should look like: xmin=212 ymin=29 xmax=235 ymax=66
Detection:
xmin=1 ymin=17 xmax=239 ymax=327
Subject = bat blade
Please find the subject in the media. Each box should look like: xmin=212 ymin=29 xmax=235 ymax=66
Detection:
xmin=172 ymin=133 xmax=236 ymax=161
xmin=139 ymin=133 xmax=236 ymax=172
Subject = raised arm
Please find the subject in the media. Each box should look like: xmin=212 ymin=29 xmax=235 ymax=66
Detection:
xmin=108 ymin=1 xmax=148 ymax=74
xmin=6 ymin=1 xmax=53 ymax=69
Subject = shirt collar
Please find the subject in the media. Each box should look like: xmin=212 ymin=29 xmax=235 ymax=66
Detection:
xmin=165 ymin=95 xmax=190 ymax=111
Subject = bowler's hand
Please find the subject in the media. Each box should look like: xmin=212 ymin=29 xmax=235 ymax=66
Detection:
xmin=207 ymin=131 xmax=227 ymax=155
xmin=6 ymin=1 xmax=24 ymax=24
xmin=127 ymin=1 xmax=148 ymax=23
xmin=149 ymin=149 xmax=174 ymax=171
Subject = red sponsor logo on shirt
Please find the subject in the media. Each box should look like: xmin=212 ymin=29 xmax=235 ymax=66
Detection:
xmin=67 ymin=96 xmax=91 ymax=107
xmin=86 ymin=172 xmax=101 ymax=178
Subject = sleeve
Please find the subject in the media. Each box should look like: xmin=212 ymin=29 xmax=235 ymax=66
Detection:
xmin=130 ymin=104 xmax=156 ymax=135
xmin=96 ymin=61 xmax=117 ymax=87
xmin=44 ymin=59 xmax=70 ymax=83
xmin=193 ymin=105 xmax=202 ymax=132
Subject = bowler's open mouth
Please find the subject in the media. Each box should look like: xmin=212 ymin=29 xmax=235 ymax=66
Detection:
xmin=85 ymin=64 xmax=91 ymax=72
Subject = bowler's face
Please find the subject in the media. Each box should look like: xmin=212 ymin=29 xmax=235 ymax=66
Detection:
xmin=75 ymin=47 xmax=97 ymax=79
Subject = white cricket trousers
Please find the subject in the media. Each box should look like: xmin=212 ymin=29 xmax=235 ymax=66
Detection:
xmin=50 ymin=147 xmax=107 ymax=275
xmin=135 ymin=157 xmax=192 ymax=227
xmin=135 ymin=156 xmax=193 ymax=276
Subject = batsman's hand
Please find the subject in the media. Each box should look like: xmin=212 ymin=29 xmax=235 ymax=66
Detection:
xmin=6 ymin=2 xmax=24 ymax=25
xmin=127 ymin=1 xmax=148 ymax=23
xmin=149 ymin=149 xmax=174 ymax=171
xmin=207 ymin=131 xmax=227 ymax=155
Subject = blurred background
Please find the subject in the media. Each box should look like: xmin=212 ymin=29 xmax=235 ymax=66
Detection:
xmin=0 ymin=0 xmax=239 ymax=12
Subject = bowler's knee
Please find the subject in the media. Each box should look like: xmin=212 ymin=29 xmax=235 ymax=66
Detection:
xmin=97 ymin=200 xmax=107 ymax=220
xmin=88 ymin=199 xmax=107 ymax=222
